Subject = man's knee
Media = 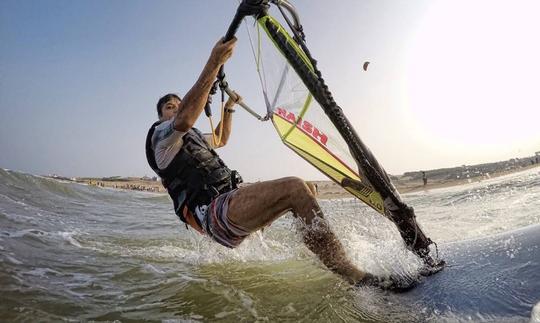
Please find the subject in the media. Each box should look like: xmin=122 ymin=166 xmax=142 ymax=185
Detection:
xmin=279 ymin=176 xmax=313 ymax=196
xmin=274 ymin=176 xmax=317 ymax=211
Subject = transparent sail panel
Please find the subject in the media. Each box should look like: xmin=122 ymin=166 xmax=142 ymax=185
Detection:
xmin=245 ymin=15 xmax=384 ymax=213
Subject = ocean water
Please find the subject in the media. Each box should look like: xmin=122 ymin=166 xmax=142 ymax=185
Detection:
xmin=1 ymin=167 xmax=539 ymax=322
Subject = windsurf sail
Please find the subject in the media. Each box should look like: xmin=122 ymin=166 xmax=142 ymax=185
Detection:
xmin=210 ymin=0 xmax=444 ymax=272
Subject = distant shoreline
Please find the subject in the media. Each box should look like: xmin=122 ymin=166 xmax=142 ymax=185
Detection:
xmin=394 ymin=163 xmax=539 ymax=194
xmin=63 ymin=163 xmax=540 ymax=200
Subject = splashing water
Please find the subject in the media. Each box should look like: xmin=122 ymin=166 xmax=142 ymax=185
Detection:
xmin=1 ymin=167 xmax=539 ymax=321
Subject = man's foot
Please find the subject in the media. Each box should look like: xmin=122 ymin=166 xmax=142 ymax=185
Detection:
xmin=419 ymin=257 xmax=446 ymax=276
xmin=355 ymin=273 xmax=419 ymax=292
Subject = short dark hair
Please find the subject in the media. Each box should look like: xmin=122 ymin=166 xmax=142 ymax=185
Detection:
xmin=156 ymin=93 xmax=181 ymax=117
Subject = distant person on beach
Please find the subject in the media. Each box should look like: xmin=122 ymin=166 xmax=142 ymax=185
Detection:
xmin=422 ymin=171 xmax=428 ymax=186
xmin=144 ymin=37 xmax=396 ymax=288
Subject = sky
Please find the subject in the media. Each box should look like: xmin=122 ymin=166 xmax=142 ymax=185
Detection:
xmin=1 ymin=0 xmax=539 ymax=181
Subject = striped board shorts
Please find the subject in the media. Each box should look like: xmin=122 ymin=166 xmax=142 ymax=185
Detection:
xmin=201 ymin=189 xmax=251 ymax=248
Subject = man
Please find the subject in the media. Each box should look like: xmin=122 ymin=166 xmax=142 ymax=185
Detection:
xmin=145 ymin=38 xmax=406 ymax=288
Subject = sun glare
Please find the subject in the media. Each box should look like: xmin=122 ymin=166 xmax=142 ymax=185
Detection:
xmin=405 ymin=0 xmax=540 ymax=152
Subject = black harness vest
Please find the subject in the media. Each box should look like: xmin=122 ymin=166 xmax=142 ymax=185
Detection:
xmin=145 ymin=121 xmax=242 ymax=225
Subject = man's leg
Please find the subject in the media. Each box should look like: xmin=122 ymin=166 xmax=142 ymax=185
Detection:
xmin=226 ymin=177 xmax=367 ymax=284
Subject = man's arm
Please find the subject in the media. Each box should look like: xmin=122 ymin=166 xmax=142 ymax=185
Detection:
xmin=211 ymin=92 xmax=242 ymax=148
xmin=174 ymin=37 xmax=237 ymax=132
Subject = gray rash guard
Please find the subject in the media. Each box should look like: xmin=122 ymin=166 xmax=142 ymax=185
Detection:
xmin=151 ymin=118 xmax=216 ymax=170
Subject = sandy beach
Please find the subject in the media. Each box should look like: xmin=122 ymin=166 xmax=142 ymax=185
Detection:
xmin=76 ymin=163 xmax=540 ymax=199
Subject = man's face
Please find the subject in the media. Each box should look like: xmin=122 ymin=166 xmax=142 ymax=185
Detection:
xmin=159 ymin=97 xmax=181 ymax=121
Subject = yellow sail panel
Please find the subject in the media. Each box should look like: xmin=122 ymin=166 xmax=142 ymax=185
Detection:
xmin=272 ymin=112 xmax=358 ymax=180
xmin=288 ymin=143 xmax=385 ymax=213
xmin=272 ymin=112 xmax=385 ymax=214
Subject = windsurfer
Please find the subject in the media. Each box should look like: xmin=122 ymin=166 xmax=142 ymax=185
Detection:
xmin=145 ymin=37 xmax=397 ymax=287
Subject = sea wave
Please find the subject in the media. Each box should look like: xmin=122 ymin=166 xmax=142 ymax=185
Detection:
xmin=1 ymin=167 xmax=539 ymax=321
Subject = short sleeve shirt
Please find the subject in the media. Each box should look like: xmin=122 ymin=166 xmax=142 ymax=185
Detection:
xmin=151 ymin=119 xmax=216 ymax=170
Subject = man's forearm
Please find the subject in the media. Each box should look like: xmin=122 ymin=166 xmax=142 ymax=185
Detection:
xmin=174 ymin=58 xmax=222 ymax=132
xmin=213 ymin=100 xmax=235 ymax=146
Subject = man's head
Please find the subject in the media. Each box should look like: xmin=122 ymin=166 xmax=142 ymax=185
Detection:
xmin=156 ymin=93 xmax=181 ymax=121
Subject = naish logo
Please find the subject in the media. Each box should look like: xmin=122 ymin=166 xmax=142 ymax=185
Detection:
xmin=275 ymin=107 xmax=328 ymax=146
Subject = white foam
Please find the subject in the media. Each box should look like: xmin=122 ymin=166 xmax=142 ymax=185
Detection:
xmin=142 ymin=264 xmax=165 ymax=274
xmin=57 ymin=231 xmax=82 ymax=248
xmin=531 ymin=301 xmax=540 ymax=323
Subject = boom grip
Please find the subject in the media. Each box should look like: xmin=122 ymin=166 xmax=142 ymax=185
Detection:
xmin=223 ymin=13 xmax=244 ymax=42
xmin=224 ymin=0 xmax=271 ymax=42
xmin=225 ymin=0 xmax=268 ymax=42
xmin=218 ymin=6 xmax=244 ymax=83
xmin=219 ymin=0 xmax=269 ymax=80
